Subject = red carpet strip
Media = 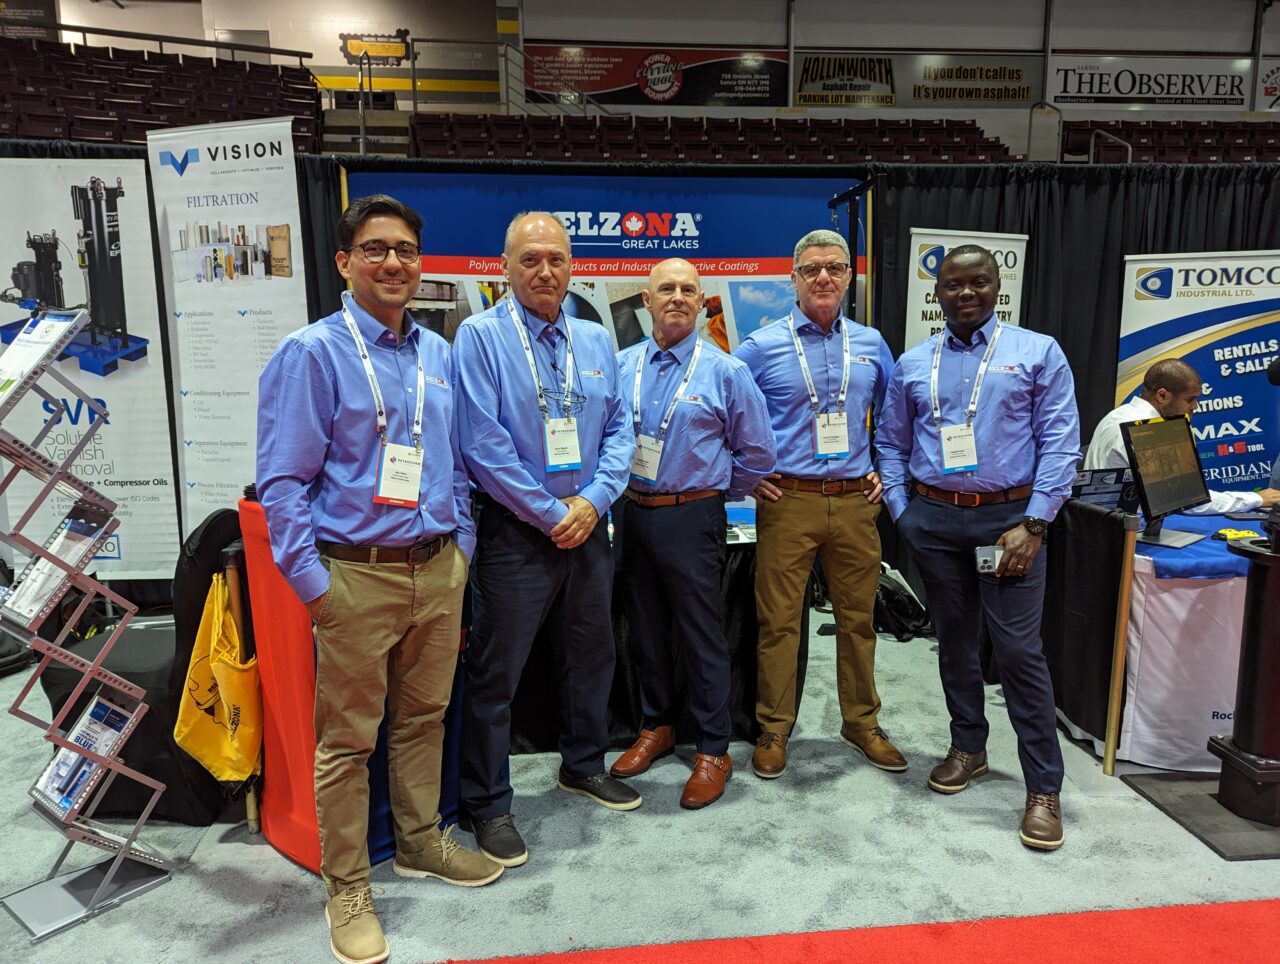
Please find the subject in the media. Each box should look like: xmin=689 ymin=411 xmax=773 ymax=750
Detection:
xmin=445 ymin=898 xmax=1280 ymax=964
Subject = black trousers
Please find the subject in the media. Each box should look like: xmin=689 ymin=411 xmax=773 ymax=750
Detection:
xmin=895 ymin=495 xmax=1064 ymax=794
xmin=461 ymin=502 xmax=615 ymax=820
xmin=615 ymin=495 xmax=731 ymax=756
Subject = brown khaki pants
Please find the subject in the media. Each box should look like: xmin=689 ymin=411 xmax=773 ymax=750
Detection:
xmin=312 ymin=541 xmax=467 ymax=894
xmin=755 ymin=488 xmax=882 ymax=735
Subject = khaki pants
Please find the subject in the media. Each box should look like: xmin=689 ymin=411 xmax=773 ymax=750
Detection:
xmin=755 ymin=489 xmax=882 ymax=735
xmin=312 ymin=541 xmax=467 ymax=895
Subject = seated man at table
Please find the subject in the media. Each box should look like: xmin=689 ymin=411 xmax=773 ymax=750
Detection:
xmin=1083 ymin=358 xmax=1279 ymax=513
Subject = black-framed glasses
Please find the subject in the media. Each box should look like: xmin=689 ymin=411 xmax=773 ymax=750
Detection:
xmin=348 ymin=240 xmax=421 ymax=265
xmin=796 ymin=261 xmax=850 ymax=281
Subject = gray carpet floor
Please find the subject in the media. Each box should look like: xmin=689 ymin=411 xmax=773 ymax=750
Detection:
xmin=2 ymin=614 xmax=1279 ymax=963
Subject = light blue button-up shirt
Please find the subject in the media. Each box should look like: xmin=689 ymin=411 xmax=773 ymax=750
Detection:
xmin=733 ymin=308 xmax=895 ymax=480
xmin=454 ymin=298 xmax=633 ymax=533
xmin=256 ymin=298 xmax=475 ymax=603
xmin=616 ymin=332 xmax=775 ymax=499
xmin=876 ymin=316 xmax=1082 ymax=522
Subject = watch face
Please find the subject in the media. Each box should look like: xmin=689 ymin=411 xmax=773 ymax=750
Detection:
xmin=1022 ymin=516 xmax=1048 ymax=535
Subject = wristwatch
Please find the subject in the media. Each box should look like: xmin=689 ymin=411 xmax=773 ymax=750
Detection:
xmin=1020 ymin=516 xmax=1049 ymax=537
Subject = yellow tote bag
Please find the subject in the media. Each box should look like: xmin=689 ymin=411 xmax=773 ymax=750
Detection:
xmin=174 ymin=573 xmax=263 ymax=783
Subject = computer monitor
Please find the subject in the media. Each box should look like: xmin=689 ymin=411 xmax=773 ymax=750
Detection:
xmin=1119 ymin=415 xmax=1211 ymax=548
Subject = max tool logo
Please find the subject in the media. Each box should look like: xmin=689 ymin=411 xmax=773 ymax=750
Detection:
xmin=917 ymin=244 xmax=945 ymax=280
xmin=1135 ymin=266 xmax=1173 ymax=300
xmin=159 ymin=148 xmax=199 ymax=177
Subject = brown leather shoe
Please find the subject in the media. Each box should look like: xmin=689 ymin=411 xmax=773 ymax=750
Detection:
xmin=839 ymin=725 xmax=908 ymax=772
xmin=927 ymin=746 xmax=989 ymax=793
xmin=751 ymin=732 xmax=787 ymax=779
xmin=680 ymin=753 xmax=732 ymax=809
xmin=1020 ymin=791 xmax=1064 ymax=851
xmin=609 ymin=726 xmax=675 ymax=778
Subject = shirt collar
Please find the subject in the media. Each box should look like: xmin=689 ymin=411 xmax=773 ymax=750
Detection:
xmin=512 ymin=298 xmax=566 ymax=341
xmin=944 ymin=314 xmax=998 ymax=351
xmin=343 ymin=291 xmax=416 ymax=348
xmin=791 ymin=306 xmax=843 ymax=336
xmin=646 ymin=328 xmax=697 ymax=365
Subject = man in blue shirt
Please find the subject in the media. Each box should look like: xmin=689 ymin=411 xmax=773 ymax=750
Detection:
xmin=734 ymin=229 xmax=905 ymax=781
xmin=610 ymin=258 xmax=775 ymax=809
xmin=454 ymin=212 xmax=638 ymax=869
xmin=876 ymin=244 xmax=1081 ymax=852
xmin=257 ymin=195 xmax=500 ymax=964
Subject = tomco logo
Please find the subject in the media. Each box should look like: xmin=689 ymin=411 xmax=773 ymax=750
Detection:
xmin=159 ymin=148 xmax=199 ymax=176
xmin=1135 ymin=266 xmax=1173 ymax=300
xmin=1177 ymin=265 xmax=1280 ymax=287
xmin=917 ymin=243 xmax=945 ymax=280
xmin=554 ymin=211 xmax=701 ymax=238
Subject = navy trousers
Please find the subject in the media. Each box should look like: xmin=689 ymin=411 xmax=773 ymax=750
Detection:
xmin=461 ymin=501 xmax=615 ymax=820
xmin=895 ymin=494 xmax=1064 ymax=793
xmin=616 ymin=495 xmax=731 ymax=756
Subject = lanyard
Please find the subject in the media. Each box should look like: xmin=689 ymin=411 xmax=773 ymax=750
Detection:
xmin=507 ymin=299 xmax=576 ymax=421
xmin=632 ymin=337 xmax=703 ymax=440
xmin=788 ymin=309 xmax=850 ymax=414
xmin=341 ymin=291 xmax=424 ymax=449
xmin=930 ymin=321 xmax=1003 ymax=428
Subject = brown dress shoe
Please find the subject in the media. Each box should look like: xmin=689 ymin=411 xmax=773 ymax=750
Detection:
xmin=927 ymin=747 xmax=989 ymax=793
xmin=1020 ymin=791 xmax=1064 ymax=851
xmin=680 ymin=753 xmax=732 ymax=809
xmin=751 ymin=732 xmax=787 ymax=779
xmin=609 ymin=726 xmax=675 ymax=778
xmin=839 ymin=725 xmax=908 ymax=772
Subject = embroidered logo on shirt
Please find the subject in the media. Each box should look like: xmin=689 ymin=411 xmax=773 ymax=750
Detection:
xmin=579 ymin=369 xmax=605 ymax=378
xmin=682 ymin=394 xmax=702 ymax=403
xmin=853 ymin=355 xmax=874 ymax=365
xmin=424 ymin=374 xmax=447 ymax=388
xmin=989 ymin=365 xmax=1021 ymax=373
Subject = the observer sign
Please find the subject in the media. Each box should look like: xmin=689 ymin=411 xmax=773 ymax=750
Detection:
xmin=1049 ymin=55 xmax=1251 ymax=109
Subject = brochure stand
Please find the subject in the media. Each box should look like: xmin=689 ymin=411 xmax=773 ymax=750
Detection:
xmin=0 ymin=310 xmax=172 ymax=942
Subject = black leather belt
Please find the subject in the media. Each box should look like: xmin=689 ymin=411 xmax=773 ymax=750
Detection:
xmin=317 ymin=533 xmax=450 ymax=565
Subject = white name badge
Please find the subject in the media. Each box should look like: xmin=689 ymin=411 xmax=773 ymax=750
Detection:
xmin=544 ymin=417 xmax=583 ymax=472
xmin=941 ymin=423 xmax=979 ymax=474
xmin=631 ymin=433 xmax=664 ymax=483
xmin=814 ymin=411 xmax=850 ymax=460
xmin=373 ymin=442 xmax=424 ymax=507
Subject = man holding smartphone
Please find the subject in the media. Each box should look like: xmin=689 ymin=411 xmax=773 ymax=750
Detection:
xmin=876 ymin=244 xmax=1080 ymax=851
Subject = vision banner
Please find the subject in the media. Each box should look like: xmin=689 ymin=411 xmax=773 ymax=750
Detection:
xmin=903 ymin=228 xmax=1028 ymax=350
xmin=1119 ymin=251 xmax=1279 ymax=489
xmin=148 ymin=117 xmax=309 ymax=534
xmin=345 ymin=171 xmax=863 ymax=353
xmin=0 ymin=157 xmax=180 ymax=577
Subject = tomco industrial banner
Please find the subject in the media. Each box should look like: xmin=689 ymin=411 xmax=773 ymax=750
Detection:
xmin=902 ymin=228 xmax=1028 ymax=350
xmin=1118 ymin=252 xmax=1279 ymax=489
xmin=0 ymin=157 xmax=180 ymax=578
xmin=344 ymin=171 xmax=863 ymax=352
xmin=148 ymin=117 xmax=309 ymax=534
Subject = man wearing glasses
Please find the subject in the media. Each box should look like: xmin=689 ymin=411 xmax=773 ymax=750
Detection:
xmin=734 ymin=229 xmax=905 ymax=781
xmin=454 ymin=212 xmax=637 ymax=871
xmin=258 ymin=194 xmax=500 ymax=964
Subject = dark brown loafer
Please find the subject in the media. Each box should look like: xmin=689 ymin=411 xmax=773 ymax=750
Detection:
xmin=610 ymin=726 xmax=675 ymax=778
xmin=840 ymin=725 xmax=908 ymax=772
xmin=680 ymin=753 xmax=732 ymax=809
xmin=1020 ymin=791 xmax=1064 ymax=851
xmin=927 ymin=747 xmax=989 ymax=793
xmin=751 ymin=732 xmax=788 ymax=779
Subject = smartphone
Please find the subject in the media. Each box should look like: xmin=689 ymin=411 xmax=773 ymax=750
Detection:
xmin=974 ymin=545 xmax=1004 ymax=574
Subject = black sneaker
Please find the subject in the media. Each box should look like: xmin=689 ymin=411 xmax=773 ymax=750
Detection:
xmin=467 ymin=813 xmax=528 ymax=868
xmin=556 ymin=767 xmax=642 ymax=811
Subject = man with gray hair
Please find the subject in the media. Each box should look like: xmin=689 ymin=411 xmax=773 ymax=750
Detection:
xmin=733 ymin=229 xmax=905 ymax=780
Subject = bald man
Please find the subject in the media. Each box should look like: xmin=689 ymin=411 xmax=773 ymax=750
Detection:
xmin=1084 ymin=358 xmax=1279 ymax=512
xmin=610 ymin=259 xmax=775 ymax=809
xmin=454 ymin=212 xmax=638 ymax=869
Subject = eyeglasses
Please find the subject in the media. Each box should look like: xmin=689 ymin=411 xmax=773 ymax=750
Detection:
xmin=796 ymin=261 xmax=850 ymax=281
xmin=348 ymin=240 xmax=421 ymax=265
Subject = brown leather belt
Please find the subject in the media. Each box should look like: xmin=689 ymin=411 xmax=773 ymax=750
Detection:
xmin=317 ymin=533 xmax=450 ymax=565
xmin=775 ymin=476 xmax=870 ymax=495
xmin=914 ymin=482 xmax=1034 ymax=508
xmin=624 ymin=487 xmax=722 ymax=508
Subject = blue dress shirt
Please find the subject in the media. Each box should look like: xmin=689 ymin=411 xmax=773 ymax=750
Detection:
xmin=454 ymin=299 xmax=633 ymax=533
xmin=733 ymin=308 xmax=895 ymax=480
xmin=256 ymin=297 xmax=475 ymax=603
xmin=616 ymin=331 xmax=776 ymax=499
xmin=876 ymin=316 xmax=1082 ymax=522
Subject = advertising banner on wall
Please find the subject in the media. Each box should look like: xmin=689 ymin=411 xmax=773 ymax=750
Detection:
xmin=346 ymin=171 xmax=863 ymax=353
xmin=147 ymin=117 xmax=309 ymax=535
xmin=903 ymin=228 xmax=1029 ymax=350
xmin=1118 ymin=251 xmax=1279 ymax=489
xmin=1256 ymin=58 xmax=1280 ymax=111
xmin=525 ymin=45 xmax=788 ymax=107
xmin=1049 ymin=55 xmax=1251 ymax=109
xmin=0 ymin=158 xmax=180 ymax=578
xmin=794 ymin=52 xmax=1041 ymax=108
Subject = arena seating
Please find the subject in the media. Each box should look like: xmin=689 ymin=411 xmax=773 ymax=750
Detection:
xmin=1060 ymin=118 xmax=1280 ymax=163
xmin=0 ymin=34 xmax=321 ymax=153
